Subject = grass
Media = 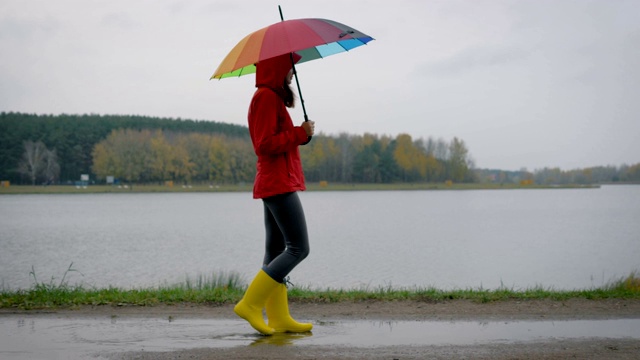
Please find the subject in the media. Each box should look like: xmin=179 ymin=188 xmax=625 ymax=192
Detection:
xmin=288 ymin=272 xmax=640 ymax=304
xmin=1 ymin=267 xmax=638 ymax=310
xmin=0 ymin=268 xmax=247 ymax=309
xmin=0 ymin=182 xmax=598 ymax=195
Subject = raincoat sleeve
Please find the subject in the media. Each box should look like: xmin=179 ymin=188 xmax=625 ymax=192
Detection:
xmin=250 ymin=90 xmax=308 ymax=156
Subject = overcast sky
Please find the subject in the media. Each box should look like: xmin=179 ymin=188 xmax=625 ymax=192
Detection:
xmin=1 ymin=0 xmax=638 ymax=171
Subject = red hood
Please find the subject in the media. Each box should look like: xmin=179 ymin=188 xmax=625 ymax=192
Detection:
xmin=255 ymin=52 xmax=301 ymax=90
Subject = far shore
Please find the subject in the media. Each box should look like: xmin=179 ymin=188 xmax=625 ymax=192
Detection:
xmin=0 ymin=182 xmax=603 ymax=195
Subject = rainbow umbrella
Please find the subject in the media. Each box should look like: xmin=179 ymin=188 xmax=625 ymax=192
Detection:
xmin=211 ymin=17 xmax=374 ymax=80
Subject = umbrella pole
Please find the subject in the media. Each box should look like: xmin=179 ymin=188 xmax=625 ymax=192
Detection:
xmin=279 ymin=5 xmax=312 ymax=145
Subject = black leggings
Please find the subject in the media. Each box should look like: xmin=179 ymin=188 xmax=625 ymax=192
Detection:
xmin=261 ymin=192 xmax=310 ymax=283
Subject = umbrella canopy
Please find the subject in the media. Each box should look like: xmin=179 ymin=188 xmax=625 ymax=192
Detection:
xmin=211 ymin=18 xmax=374 ymax=79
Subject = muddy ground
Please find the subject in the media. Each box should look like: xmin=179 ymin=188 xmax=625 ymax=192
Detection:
xmin=4 ymin=298 xmax=640 ymax=359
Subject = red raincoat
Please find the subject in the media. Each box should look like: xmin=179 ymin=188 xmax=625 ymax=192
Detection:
xmin=248 ymin=53 xmax=309 ymax=199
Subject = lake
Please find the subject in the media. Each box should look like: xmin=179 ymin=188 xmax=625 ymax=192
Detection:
xmin=1 ymin=185 xmax=638 ymax=291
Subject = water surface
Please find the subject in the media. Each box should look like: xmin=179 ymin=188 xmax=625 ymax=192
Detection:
xmin=1 ymin=315 xmax=639 ymax=360
xmin=1 ymin=185 xmax=638 ymax=290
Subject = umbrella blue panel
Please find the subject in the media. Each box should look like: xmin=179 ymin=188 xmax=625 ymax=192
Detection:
xmin=316 ymin=42 xmax=346 ymax=57
xmin=338 ymin=38 xmax=369 ymax=51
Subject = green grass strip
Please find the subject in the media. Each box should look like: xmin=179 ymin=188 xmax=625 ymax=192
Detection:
xmin=2 ymin=272 xmax=638 ymax=310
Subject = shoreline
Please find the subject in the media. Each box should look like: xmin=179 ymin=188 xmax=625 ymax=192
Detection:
xmin=0 ymin=182 xmax=605 ymax=195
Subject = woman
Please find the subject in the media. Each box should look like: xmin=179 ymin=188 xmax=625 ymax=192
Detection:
xmin=234 ymin=52 xmax=315 ymax=335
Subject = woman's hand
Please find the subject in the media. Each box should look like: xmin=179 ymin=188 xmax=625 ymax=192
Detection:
xmin=301 ymin=120 xmax=315 ymax=137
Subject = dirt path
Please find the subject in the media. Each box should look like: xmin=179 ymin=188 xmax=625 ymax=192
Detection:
xmin=3 ymin=299 xmax=640 ymax=359
xmin=13 ymin=297 xmax=634 ymax=320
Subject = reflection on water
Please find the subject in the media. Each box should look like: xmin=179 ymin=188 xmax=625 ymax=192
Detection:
xmin=1 ymin=185 xmax=639 ymax=290
xmin=1 ymin=315 xmax=639 ymax=359
xmin=247 ymin=332 xmax=313 ymax=346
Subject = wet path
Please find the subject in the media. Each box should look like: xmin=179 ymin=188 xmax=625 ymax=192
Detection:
xmin=1 ymin=315 xmax=639 ymax=359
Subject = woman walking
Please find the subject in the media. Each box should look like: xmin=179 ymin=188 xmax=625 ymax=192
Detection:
xmin=234 ymin=52 xmax=315 ymax=335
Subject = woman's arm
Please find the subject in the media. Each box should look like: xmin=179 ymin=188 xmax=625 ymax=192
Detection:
xmin=250 ymin=90 xmax=308 ymax=156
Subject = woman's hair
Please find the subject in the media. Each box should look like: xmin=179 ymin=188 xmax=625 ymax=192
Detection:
xmin=283 ymin=80 xmax=295 ymax=108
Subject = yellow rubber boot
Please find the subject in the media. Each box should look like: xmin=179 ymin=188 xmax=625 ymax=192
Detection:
xmin=234 ymin=270 xmax=279 ymax=335
xmin=266 ymin=283 xmax=313 ymax=333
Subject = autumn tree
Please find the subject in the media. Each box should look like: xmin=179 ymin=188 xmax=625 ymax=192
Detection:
xmin=447 ymin=137 xmax=475 ymax=182
xmin=301 ymin=134 xmax=347 ymax=182
xmin=180 ymin=133 xmax=212 ymax=182
xmin=92 ymin=129 xmax=153 ymax=183
xmin=225 ymin=137 xmax=255 ymax=183
xmin=393 ymin=134 xmax=427 ymax=182
xmin=208 ymin=135 xmax=231 ymax=183
xmin=149 ymin=130 xmax=174 ymax=182
xmin=169 ymin=142 xmax=193 ymax=182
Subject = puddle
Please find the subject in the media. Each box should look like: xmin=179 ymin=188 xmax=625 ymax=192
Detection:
xmin=1 ymin=315 xmax=639 ymax=359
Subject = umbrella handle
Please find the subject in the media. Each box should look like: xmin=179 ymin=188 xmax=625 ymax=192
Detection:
xmin=280 ymin=5 xmax=312 ymax=146
xmin=291 ymin=58 xmax=312 ymax=145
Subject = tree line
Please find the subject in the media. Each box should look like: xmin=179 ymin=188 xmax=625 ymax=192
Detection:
xmin=92 ymin=129 xmax=255 ymax=184
xmin=300 ymin=133 xmax=475 ymax=183
xmin=0 ymin=112 xmax=247 ymax=184
xmin=476 ymin=165 xmax=640 ymax=185
xmin=90 ymin=129 xmax=475 ymax=184
xmin=532 ymin=165 xmax=640 ymax=184
xmin=5 ymin=112 xmax=637 ymax=186
xmin=1 ymin=112 xmax=475 ymax=185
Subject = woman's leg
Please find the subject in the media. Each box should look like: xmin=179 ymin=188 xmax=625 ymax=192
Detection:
xmin=262 ymin=192 xmax=310 ymax=282
xmin=263 ymin=202 xmax=285 ymax=267
xmin=262 ymin=192 xmax=312 ymax=332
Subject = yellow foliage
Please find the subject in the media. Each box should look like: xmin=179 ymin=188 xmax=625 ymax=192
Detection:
xmin=624 ymin=274 xmax=640 ymax=292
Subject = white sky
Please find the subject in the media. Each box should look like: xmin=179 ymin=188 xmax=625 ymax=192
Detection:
xmin=1 ymin=0 xmax=638 ymax=171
